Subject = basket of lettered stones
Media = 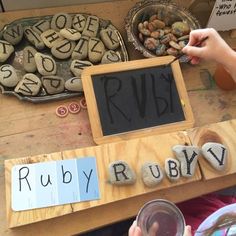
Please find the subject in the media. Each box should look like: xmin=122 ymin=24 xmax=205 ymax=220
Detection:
xmin=0 ymin=13 xmax=128 ymax=102
xmin=125 ymin=0 xmax=201 ymax=60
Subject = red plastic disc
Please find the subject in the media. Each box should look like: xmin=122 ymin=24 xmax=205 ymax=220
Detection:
xmin=56 ymin=105 xmax=68 ymax=118
xmin=68 ymin=102 xmax=81 ymax=114
xmin=80 ymin=98 xmax=87 ymax=109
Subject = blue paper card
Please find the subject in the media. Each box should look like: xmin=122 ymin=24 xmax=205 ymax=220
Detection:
xmin=77 ymin=157 xmax=100 ymax=201
xmin=35 ymin=161 xmax=58 ymax=208
xmin=11 ymin=157 xmax=100 ymax=211
xmin=57 ymin=159 xmax=80 ymax=204
xmin=12 ymin=164 xmax=37 ymax=211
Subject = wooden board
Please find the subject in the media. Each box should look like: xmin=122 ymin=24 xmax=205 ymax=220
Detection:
xmin=82 ymin=56 xmax=194 ymax=144
xmin=5 ymin=130 xmax=201 ymax=228
xmin=188 ymin=119 xmax=236 ymax=180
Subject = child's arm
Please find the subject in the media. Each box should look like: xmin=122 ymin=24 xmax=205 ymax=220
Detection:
xmin=182 ymin=28 xmax=236 ymax=82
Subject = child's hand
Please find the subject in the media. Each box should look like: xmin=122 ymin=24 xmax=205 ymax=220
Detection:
xmin=182 ymin=28 xmax=234 ymax=65
xmin=184 ymin=225 xmax=192 ymax=236
xmin=128 ymin=220 xmax=192 ymax=236
xmin=128 ymin=221 xmax=142 ymax=236
xmin=128 ymin=220 xmax=158 ymax=236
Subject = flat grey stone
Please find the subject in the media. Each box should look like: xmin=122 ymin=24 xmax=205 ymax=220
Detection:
xmin=72 ymin=36 xmax=89 ymax=60
xmin=101 ymin=50 xmax=121 ymax=64
xmin=88 ymin=37 xmax=105 ymax=63
xmin=60 ymin=28 xmax=81 ymax=41
xmin=165 ymin=158 xmax=180 ymax=181
xmin=141 ymin=162 xmax=163 ymax=187
xmin=72 ymin=14 xmax=86 ymax=32
xmin=100 ymin=28 xmax=120 ymax=50
xmin=51 ymin=39 xmax=76 ymax=59
xmin=32 ymin=20 xmax=50 ymax=35
xmin=172 ymin=145 xmax=200 ymax=178
xmin=0 ymin=40 xmax=14 ymax=63
xmin=201 ymin=142 xmax=228 ymax=171
xmin=41 ymin=29 xmax=63 ymax=49
xmin=65 ymin=77 xmax=83 ymax=92
xmin=3 ymin=23 xmax=23 ymax=45
xmin=35 ymin=52 xmax=57 ymax=76
xmin=23 ymin=46 xmax=37 ymax=73
xmin=42 ymin=75 xmax=65 ymax=94
xmin=82 ymin=15 xmax=99 ymax=37
xmin=51 ymin=13 xmax=72 ymax=31
xmin=70 ymin=60 xmax=93 ymax=78
xmin=0 ymin=64 xmax=19 ymax=87
xmin=24 ymin=27 xmax=45 ymax=50
xmin=14 ymin=73 xmax=41 ymax=96
xmin=108 ymin=160 xmax=136 ymax=185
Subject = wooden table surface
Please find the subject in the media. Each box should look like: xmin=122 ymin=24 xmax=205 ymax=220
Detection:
xmin=1 ymin=1 xmax=236 ymax=235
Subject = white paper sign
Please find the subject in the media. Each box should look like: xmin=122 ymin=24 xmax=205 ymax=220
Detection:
xmin=207 ymin=0 xmax=236 ymax=31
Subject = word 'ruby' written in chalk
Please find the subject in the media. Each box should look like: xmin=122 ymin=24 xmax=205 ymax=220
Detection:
xmin=92 ymin=65 xmax=185 ymax=136
xmin=11 ymin=157 xmax=100 ymax=211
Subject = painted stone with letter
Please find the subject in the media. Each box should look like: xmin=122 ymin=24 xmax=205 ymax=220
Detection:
xmin=141 ymin=162 xmax=163 ymax=187
xmin=60 ymin=28 xmax=81 ymax=41
xmin=165 ymin=158 xmax=180 ymax=181
xmin=42 ymin=75 xmax=65 ymax=94
xmin=88 ymin=37 xmax=105 ymax=63
xmin=23 ymin=46 xmax=37 ymax=73
xmin=0 ymin=64 xmax=19 ymax=87
xmin=32 ymin=20 xmax=50 ymax=35
xmin=51 ymin=13 xmax=72 ymax=31
xmin=70 ymin=60 xmax=93 ymax=78
xmin=0 ymin=40 xmax=14 ymax=63
xmin=108 ymin=160 xmax=136 ymax=185
xmin=24 ymin=27 xmax=45 ymax=50
xmin=3 ymin=24 xmax=23 ymax=45
xmin=72 ymin=14 xmax=86 ymax=32
xmin=100 ymin=28 xmax=120 ymax=50
xmin=14 ymin=73 xmax=41 ymax=96
xmin=82 ymin=15 xmax=99 ymax=37
xmin=172 ymin=145 xmax=200 ymax=178
xmin=35 ymin=52 xmax=57 ymax=76
xmin=201 ymin=142 xmax=227 ymax=171
xmin=65 ymin=77 xmax=83 ymax=92
xmin=72 ymin=36 xmax=89 ymax=60
xmin=101 ymin=50 xmax=121 ymax=64
xmin=51 ymin=39 xmax=76 ymax=59
xmin=41 ymin=29 xmax=63 ymax=48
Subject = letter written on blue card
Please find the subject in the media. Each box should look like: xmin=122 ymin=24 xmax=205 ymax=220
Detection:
xmin=11 ymin=157 xmax=100 ymax=211
xmin=35 ymin=161 xmax=59 ymax=208
xmin=57 ymin=159 xmax=80 ymax=204
xmin=77 ymin=157 xmax=100 ymax=201
xmin=12 ymin=164 xmax=37 ymax=211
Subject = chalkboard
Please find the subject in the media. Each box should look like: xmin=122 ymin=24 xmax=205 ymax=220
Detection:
xmin=82 ymin=57 xmax=194 ymax=144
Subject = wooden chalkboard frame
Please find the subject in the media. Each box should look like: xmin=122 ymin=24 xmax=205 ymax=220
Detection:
xmin=82 ymin=56 xmax=194 ymax=144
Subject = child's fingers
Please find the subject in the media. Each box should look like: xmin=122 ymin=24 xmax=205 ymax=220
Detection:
xmin=128 ymin=221 xmax=137 ymax=236
xmin=149 ymin=221 xmax=159 ymax=236
xmin=184 ymin=225 xmax=192 ymax=236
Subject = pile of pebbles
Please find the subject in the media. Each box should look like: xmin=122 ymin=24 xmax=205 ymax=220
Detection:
xmin=137 ymin=14 xmax=190 ymax=56
xmin=0 ymin=13 xmax=122 ymax=97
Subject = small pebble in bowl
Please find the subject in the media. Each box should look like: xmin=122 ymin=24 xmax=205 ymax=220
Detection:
xmin=138 ymin=15 xmax=190 ymax=56
xmin=125 ymin=1 xmax=200 ymax=59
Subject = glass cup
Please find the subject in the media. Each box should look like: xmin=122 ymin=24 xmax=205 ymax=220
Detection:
xmin=136 ymin=199 xmax=185 ymax=236
xmin=214 ymin=63 xmax=236 ymax=91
